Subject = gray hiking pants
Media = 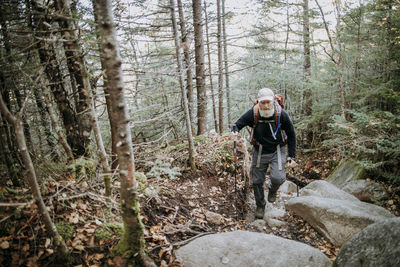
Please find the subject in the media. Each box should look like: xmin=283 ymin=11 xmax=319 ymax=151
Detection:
xmin=251 ymin=146 xmax=286 ymax=208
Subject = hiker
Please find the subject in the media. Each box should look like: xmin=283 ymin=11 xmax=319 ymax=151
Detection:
xmin=231 ymin=88 xmax=296 ymax=219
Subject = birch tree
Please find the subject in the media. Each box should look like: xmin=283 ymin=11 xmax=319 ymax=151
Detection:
xmin=92 ymin=0 xmax=154 ymax=265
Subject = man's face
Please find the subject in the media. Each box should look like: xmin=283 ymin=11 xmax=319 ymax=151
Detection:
xmin=259 ymin=100 xmax=273 ymax=111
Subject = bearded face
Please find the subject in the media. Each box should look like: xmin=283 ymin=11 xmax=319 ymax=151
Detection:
xmin=259 ymin=100 xmax=274 ymax=117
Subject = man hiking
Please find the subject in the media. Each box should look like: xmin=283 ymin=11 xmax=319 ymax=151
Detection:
xmin=231 ymin=88 xmax=297 ymax=219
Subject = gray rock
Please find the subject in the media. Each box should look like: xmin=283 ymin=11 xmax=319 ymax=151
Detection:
xmin=176 ymin=231 xmax=332 ymax=267
xmin=326 ymin=159 xmax=366 ymax=188
xmin=300 ymin=180 xmax=359 ymax=201
xmin=279 ymin=180 xmax=298 ymax=195
xmin=285 ymin=196 xmax=395 ymax=246
xmin=342 ymin=180 xmax=389 ymax=203
xmin=335 ymin=217 xmax=400 ymax=267
xmin=251 ymin=219 xmax=266 ymax=231
xmin=266 ymin=218 xmax=286 ymax=228
xmin=205 ymin=211 xmax=223 ymax=225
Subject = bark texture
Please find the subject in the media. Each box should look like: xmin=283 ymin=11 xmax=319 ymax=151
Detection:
xmin=171 ymin=0 xmax=196 ymax=171
xmin=92 ymin=0 xmax=154 ymax=265
xmin=192 ymin=0 xmax=207 ymax=135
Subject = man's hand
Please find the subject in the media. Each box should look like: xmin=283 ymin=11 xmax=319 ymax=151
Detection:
xmin=287 ymin=157 xmax=298 ymax=168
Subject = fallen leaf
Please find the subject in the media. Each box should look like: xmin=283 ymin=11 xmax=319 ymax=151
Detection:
xmin=0 ymin=241 xmax=10 ymax=249
xmin=45 ymin=238 xmax=51 ymax=248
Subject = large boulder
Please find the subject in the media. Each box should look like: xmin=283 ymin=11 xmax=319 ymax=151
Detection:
xmin=326 ymin=159 xmax=365 ymax=188
xmin=285 ymin=196 xmax=395 ymax=246
xmin=299 ymin=180 xmax=359 ymax=201
xmin=341 ymin=180 xmax=389 ymax=203
xmin=335 ymin=217 xmax=400 ymax=267
xmin=175 ymin=231 xmax=332 ymax=267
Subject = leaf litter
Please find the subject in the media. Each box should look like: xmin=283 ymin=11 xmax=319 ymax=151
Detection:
xmin=0 ymin=134 xmax=398 ymax=266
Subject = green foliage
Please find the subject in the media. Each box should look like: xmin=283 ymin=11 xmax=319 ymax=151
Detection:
xmin=95 ymin=223 xmax=123 ymax=241
xmin=55 ymin=222 xmax=74 ymax=242
xmin=135 ymin=172 xmax=148 ymax=193
xmin=146 ymin=159 xmax=181 ymax=180
xmin=67 ymin=157 xmax=96 ymax=181
xmin=323 ymin=109 xmax=400 ymax=183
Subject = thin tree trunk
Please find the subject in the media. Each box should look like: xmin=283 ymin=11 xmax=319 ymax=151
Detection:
xmin=204 ymin=0 xmax=218 ymax=132
xmin=222 ymin=0 xmax=231 ymax=127
xmin=217 ymin=0 xmax=224 ymax=134
xmin=55 ymin=0 xmax=92 ymax=155
xmin=171 ymin=0 xmax=196 ymax=171
xmin=31 ymin=0 xmax=85 ymax=157
xmin=192 ymin=0 xmax=207 ymax=135
xmin=177 ymin=0 xmax=195 ymax=135
xmin=42 ymin=83 xmax=74 ymax=160
xmin=88 ymin=85 xmax=112 ymax=197
xmin=349 ymin=1 xmax=363 ymax=111
xmin=92 ymin=1 xmax=118 ymax=171
xmin=315 ymin=0 xmax=346 ymax=119
xmin=92 ymin=1 xmax=154 ymax=265
xmin=334 ymin=0 xmax=346 ymax=119
xmin=303 ymin=0 xmax=312 ymax=116
xmin=0 ymin=94 xmax=69 ymax=260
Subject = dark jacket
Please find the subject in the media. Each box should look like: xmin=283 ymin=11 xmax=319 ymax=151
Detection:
xmin=231 ymin=107 xmax=296 ymax=158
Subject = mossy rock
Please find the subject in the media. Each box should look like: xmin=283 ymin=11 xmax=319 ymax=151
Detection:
xmin=55 ymin=222 xmax=74 ymax=242
xmin=326 ymin=159 xmax=366 ymax=189
xmin=95 ymin=223 xmax=123 ymax=241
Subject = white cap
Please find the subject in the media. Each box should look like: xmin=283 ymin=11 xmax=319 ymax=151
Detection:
xmin=257 ymin=88 xmax=274 ymax=102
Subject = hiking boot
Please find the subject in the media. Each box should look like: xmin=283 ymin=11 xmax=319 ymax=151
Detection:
xmin=255 ymin=206 xmax=264 ymax=219
xmin=268 ymin=191 xmax=277 ymax=203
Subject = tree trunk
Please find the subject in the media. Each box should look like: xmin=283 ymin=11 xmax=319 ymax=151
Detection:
xmin=92 ymin=1 xmax=154 ymax=265
xmin=0 ymin=94 xmax=70 ymax=261
xmin=92 ymin=1 xmax=118 ymax=171
xmin=204 ymin=0 xmax=218 ymax=132
xmin=349 ymin=2 xmax=363 ymax=112
xmin=192 ymin=0 xmax=207 ymax=135
xmin=42 ymin=81 xmax=74 ymax=160
xmin=222 ymin=0 xmax=231 ymax=128
xmin=171 ymin=0 xmax=196 ymax=171
xmin=177 ymin=0 xmax=195 ymax=135
xmin=31 ymin=0 xmax=85 ymax=157
xmin=334 ymin=0 xmax=346 ymax=119
xmin=217 ymin=0 xmax=224 ymax=134
xmin=55 ymin=0 xmax=92 ymax=155
xmin=88 ymin=84 xmax=112 ymax=197
xmin=303 ymin=0 xmax=312 ymax=117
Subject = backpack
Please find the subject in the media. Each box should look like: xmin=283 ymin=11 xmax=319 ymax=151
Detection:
xmin=250 ymin=94 xmax=287 ymax=146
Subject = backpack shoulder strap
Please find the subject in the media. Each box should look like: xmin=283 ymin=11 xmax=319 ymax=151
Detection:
xmin=274 ymin=101 xmax=282 ymax=126
xmin=253 ymin=104 xmax=259 ymax=128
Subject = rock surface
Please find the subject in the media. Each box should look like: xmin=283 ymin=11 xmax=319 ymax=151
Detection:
xmin=299 ymin=180 xmax=359 ymax=201
xmin=175 ymin=231 xmax=332 ymax=267
xmin=335 ymin=217 xmax=400 ymax=267
xmin=341 ymin=179 xmax=389 ymax=203
xmin=285 ymin=195 xmax=395 ymax=246
xmin=326 ymin=159 xmax=365 ymax=188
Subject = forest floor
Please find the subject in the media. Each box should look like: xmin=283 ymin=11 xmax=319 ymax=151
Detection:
xmin=0 ymin=134 xmax=399 ymax=266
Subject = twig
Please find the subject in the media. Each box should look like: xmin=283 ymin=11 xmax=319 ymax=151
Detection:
xmin=150 ymin=232 xmax=214 ymax=252
xmin=0 ymin=200 xmax=34 ymax=207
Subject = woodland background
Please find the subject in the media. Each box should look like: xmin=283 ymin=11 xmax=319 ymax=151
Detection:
xmin=0 ymin=0 xmax=399 ymax=266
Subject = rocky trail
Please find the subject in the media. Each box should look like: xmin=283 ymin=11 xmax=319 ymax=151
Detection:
xmin=0 ymin=134 xmax=399 ymax=266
